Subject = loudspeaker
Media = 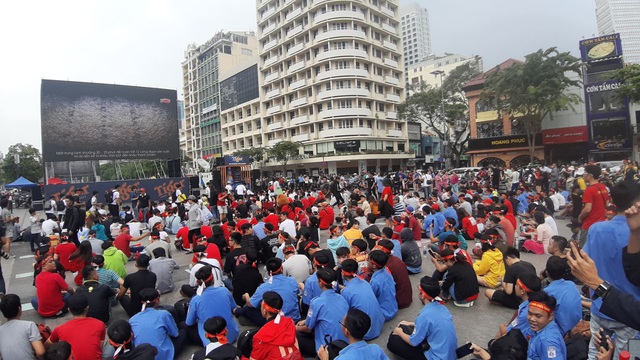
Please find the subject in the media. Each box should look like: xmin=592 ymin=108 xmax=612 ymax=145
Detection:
xmin=211 ymin=170 xmax=222 ymax=191
xmin=31 ymin=187 xmax=44 ymax=201
xmin=189 ymin=176 xmax=200 ymax=190
xmin=167 ymin=159 xmax=182 ymax=178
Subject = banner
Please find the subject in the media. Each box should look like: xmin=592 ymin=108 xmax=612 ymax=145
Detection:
xmin=542 ymin=126 xmax=588 ymax=145
xmin=44 ymin=177 xmax=189 ymax=205
xmin=334 ymin=140 xmax=361 ymax=151
xmin=468 ymin=134 xmax=542 ymax=151
xmin=579 ymin=33 xmax=623 ymax=63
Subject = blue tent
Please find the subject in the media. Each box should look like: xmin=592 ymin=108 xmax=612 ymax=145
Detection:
xmin=5 ymin=176 xmax=38 ymax=188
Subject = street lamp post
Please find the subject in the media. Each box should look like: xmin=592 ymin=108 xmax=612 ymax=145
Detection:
xmin=430 ymin=70 xmax=449 ymax=168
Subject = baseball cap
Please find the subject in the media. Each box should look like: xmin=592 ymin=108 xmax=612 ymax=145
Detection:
xmin=140 ymin=188 xmax=145 ymax=192
xmin=431 ymin=204 xmax=440 ymax=211
xmin=406 ymin=206 xmax=414 ymax=213
xmin=188 ymin=195 xmax=197 ymax=201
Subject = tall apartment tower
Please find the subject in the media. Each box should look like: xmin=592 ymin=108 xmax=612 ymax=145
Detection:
xmin=255 ymin=0 xmax=412 ymax=174
xmin=181 ymin=31 xmax=258 ymax=168
xmin=400 ymin=3 xmax=431 ymax=76
xmin=596 ymin=0 xmax=640 ymax=64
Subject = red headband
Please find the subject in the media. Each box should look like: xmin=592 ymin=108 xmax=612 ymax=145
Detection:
xmin=516 ymin=278 xmax=532 ymax=293
xmin=271 ymin=266 xmax=283 ymax=275
xmin=342 ymin=269 xmax=355 ymax=277
xmin=313 ymin=257 xmax=328 ymax=267
xmin=529 ymin=301 xmax=553 ymax=314
xmin=262 ymin=302 xmax=281 ymax=314
xmin=373 ymin=245 xmax=391 ymax=254
xmin=205 ymin=328 xmax=229 ymax=344
xmin=441 ymin=254 xmax=454 ymax=261
xmin=370 ymin=259 xmax=384 ymax=269
xmin=305 ymin=242 xmax=318 ymax=251
xmin=319 ymin=278 xmax=333 ymax=287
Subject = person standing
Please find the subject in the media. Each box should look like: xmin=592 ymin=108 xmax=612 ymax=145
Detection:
xmin=137 ymin=188 xmax=151 ymax=222
xmin=186 ymin=195 xmax=202 ymax=254
xmin=578 ymin=164 xmax=609 ymax=248
xmin=108 ymin=185 xmax=121 ymax=219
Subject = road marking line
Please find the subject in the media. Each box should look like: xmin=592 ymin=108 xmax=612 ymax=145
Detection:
xmin=15 ymin=272 xmax=32 ymax=279
xmin=185 ymin=269 xmax=191 ymax=273
xmin=20 ymin=255 xmax=34 ymax=259
xmin=21 ymin=303 xmax=33 ymax=311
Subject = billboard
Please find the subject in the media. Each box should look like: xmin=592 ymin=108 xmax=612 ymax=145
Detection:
xmin=41 ymin=80 xmax=179 ymax=162
xmin=468 ymin=134 xmax=542 ymax=151
xmin=580 ymin=33 xmax=623 ymax=63
xmin=542 ymin=126 xmax=588 ymax=145
xmin=220 ymin=64 xmax=259 ymax=111
xmin=44 ymin=177 xmax=189 ymax=204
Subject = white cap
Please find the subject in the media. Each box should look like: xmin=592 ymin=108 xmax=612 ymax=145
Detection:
xmin=575 ymin=167 xmax=585 ymax=176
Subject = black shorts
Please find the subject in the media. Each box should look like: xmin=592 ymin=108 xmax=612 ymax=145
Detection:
xmin=490 ymin=289 xmax=521 ymax=310
xmin=187 ymin=228 xmax=201 ymax=244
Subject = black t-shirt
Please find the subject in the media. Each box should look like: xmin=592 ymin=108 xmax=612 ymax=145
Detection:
xmin=76 ymin=280 xmax=115 ymax=323
xmin=240 ymin=235 xmax=260 ymax=252
xmin=441 ymin=262 xmax=479 ymax=301
xmin=192 ymin=343 xmax=242 ymax=360
xmin=232 ymin=264 xmax=264 ymax=306
xmin=224 ymin=248 xmax=247 ymax=276
xmin=117 ymin=344 xmax=158 ymax=360
xmin=504 ymin=260 xmax=537 ymax=296
xmin=311 ymin=249 xmax=336 ymax=270
xmin=236 ymin=204 xmax=249 ymax=218
xmin=260 ymin=235 xmax=280 ymax=262
xmin=123 ymin=270 xmax=157 ymax=315
xmin=138 ymin=194 xmax=151 ymax=209
xmin=361 ymin=224 xmax=382 ymax=250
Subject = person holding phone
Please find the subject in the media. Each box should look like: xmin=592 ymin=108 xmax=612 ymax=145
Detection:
xmin=433 ymin=248 xmax=479 ymax=307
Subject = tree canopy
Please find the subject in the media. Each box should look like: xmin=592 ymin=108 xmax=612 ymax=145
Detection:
xmin=398 ymin=57 xmax=482 ymax=167
xmin=268 ymin=141 xmax=301 ymax=171
xmin=613 ymin=63 xmax=640 ymax=102
xmin=482 ymin=47 xmax=582 ymax=162
xmin=1 ymin=143 xmax=43 ymax=183
xmin=233 ymin=147 xmax=267 ymax=163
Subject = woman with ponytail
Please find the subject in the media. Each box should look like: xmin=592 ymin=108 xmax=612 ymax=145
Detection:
xmin=437 ymin=248 xmax=479 ymax=307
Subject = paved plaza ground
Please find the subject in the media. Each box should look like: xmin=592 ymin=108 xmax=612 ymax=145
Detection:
xmin=2 ymin=207 xmax=561 ymax=359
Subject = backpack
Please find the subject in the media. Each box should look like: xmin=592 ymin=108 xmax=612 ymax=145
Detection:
xmin=104 ymin=189 xmax=113 ymax=204
xmin=237 ymin=329 xmax=259 ymax=358
xmin=44 ymin=200 xmax=52 ymax=211
xmin=38 ymin=323 xmax=52 ymax=342
xmin=56 ymin=200 xmax=65 ymax=212
xmin=323 ymin=334 xmax=348 ymax=360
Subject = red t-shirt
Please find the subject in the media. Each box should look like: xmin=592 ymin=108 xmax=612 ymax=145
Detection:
xmin=50 ymin=317 xmax=105 ymax=360
xmin=35 ymin=271 xmax=68 ymax=317
xmin=581 ymin=183 xmax=609 ymax=230
xmin=217 ymin=193 xmax=228 ymax=207
xmin=235 ymin=219 xmax=249 ymax=232
xmin=201 ymin=225 xmax=213 ymax=239
xmin=176 ymin=226 xmax=190 ymax=248
xmin=54 ymin=242 xmax=77 ymax=271
xmin=382 ymin=187 xmax=394 ymax=206
xmin=461 ymin=216 xmax=478 ymax=238
xmin=114 ymin=233 xmax=133 ymax=258
xmin=318 ymin=207 xmax=334 ymax=230
xmin=264 ymin=214 xmax=280 ymax=229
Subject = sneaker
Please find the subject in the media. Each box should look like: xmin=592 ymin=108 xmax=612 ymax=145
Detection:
xmin=8 ymin=254 xmax=16 ymax=259
xmin=1 ymin=252 xmax=8 ymax=260
xmin=453 ymin=301 xmax=475 ymax=308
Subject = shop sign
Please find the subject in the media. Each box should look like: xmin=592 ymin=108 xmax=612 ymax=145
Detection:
xmin=542 ymin=126 xmax=588 ymax=144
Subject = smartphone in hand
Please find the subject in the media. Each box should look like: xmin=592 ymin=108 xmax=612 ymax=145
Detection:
xmin=455 ymin=342 xmax=473 ymax=358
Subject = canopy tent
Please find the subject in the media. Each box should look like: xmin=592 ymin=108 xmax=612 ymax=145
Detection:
xmin=4 ymin=176 xmax=39 ymax=188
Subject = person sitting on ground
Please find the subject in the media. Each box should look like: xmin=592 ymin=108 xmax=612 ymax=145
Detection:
xmin=542 ymin=256 xmax=581 ymax=337
xmin=375 ymin=239 xmax=412 ymax=309
xmin=107 ymin=319 xmax=158 ymax=360
xmin=250 ymin=291 xmax=302 ymax=360
xmin=369 ymin=250 xmax=398 ymax=321
xmin=116 ymin=254 xmax=157 ymax=318
xmin=541 ymin=235 xmax=575 ymax=287
xmin=524 ymin=291 xmax=566 ymax=360
xmin=53 ymin=233 xmax=77 ymax=272
xmin=317 ymin=308 xmax=388 ymax=360
xmin=499 ymin=272 xmax=542 ymax=336
xmin=522 ymin=211 xmax=553 ymax=255
xmin=469 ymin=328 xmax=528 ymax=360
xmin=145 ymin=230 xmax=172 ymax=259
xmin=326 ymin=224 xmax=350 ymax=263
xmin=45 ymin=294 xmax=106 ymax=360
xmin=339 ymin=259 xmax=384 ymax=340
xmin=348 ymin=239 xmax=370 ymax=275
xmin=113 ymin=224 xmax=149 ymax=260
xmin=473 ymin=233 xmax=506 ymax=289
xmin=0 ymin=294 xmax=45 ymax=360
xmin=31 ymin=257 xmax=74 ymax=318
xmin=181 ymin=244 xmax=224 ymax=298
xmin=92 ymin=254 xmax=124 ymax=290
xmin=301 ymin=251 xmax=332 ymax=318
xmin=230 ymin=248 xmax=263 ymax=307
xmin=75 ymin=265 xmax=116 ymax=323
xmin=433 ymin=248 xmax=479 ymax=307
xmin=149 ymin=247 xmax=179 ymax=294
xmin=191 ymin=316 xmax=241 ymax=360
xmin=387 ymin=276 xmax=457 ymax=360
xmin=44 ymin=341 xmax=72 ymax=360
xmin=282 ymin=244 xmax=312 ymax=284
xmin=399 ymin=228 xmax=421 ymax=274
xmin=485 ymin=246 xmax=536 ymax=309
xmin=101 ymin=240 xmax=128 ymax=279
xmin=130 ymin=288 xmax=184 ymax=360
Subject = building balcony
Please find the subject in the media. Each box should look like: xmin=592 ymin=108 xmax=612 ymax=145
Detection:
xmin=287 ymin=43 xmax=304 ymax=56
xmin=315 ymin=29 xmax=366 ymax=43
xmin=264 ymin=71 xmax=279 ymax=83
xmin=319 ymin=127 xmax=373 ymax=138
xmin=311 ymin=0 xmax=329 ymax=7
xmin=268 ymin=138 xmax=284 ymax=147
xmin=264 ymin=38 xmax=278 ymax=51
xmin=383 ymin=58 xmax=398 ymax=67
xmin=381 ymin=22 xmax=396 ymax=34
xmin=285 ymin=7 xmax=303 ymax=21
xmin=386 ymin=111 xmax=397 ymax=119
xmin=266 ymin=88 xmax=281 ymax=99
xmin=264 ymin=54 xmax=279 ymax=67
xmin=317 ymin=88 xmax=370 ymax=100
xmin=290 ymin=78 xmax=306 ymax=90
xmin=380 ymin=6 xmax=395 ymax=17
xmin=291 ymin=133 xmax=310 ymax=142
xmin=316 ymin=48 xmax=368 ymax=62
xmin=383 ymin=40 xmax=397 ymax=51
xmin=318 ymin=108 xmax=372 ymax=119
xmin=313 ymin=10 xmax=365 ymax=25
xmin=384 ymin=75 xmax=400 ymax=85
xmin=261 ymin=22 xmax=277 ymax=38
xmin=290 ymin=97 xmax=308 ymax=107
xmin=259 ymin=7 xmax=277 ymax=24
xmin=387 ymin=129 xmax=402 ymax=137
xmin=267 ymin=121 xmax=283 ymax=131
xmin=287 ymin=24 xmax=303 ymax=39
xmin=289 ymin=60 xmax=305 ymax=73
xmin=266 ymin=105 xmax=282 ymax=115
xmin=291 ymin=115 xmax=310 ymax=125
xmin=385 ymin=94 xmax=401 ymax=102
xmin=316 ymin=68 xmax=368 ymax=81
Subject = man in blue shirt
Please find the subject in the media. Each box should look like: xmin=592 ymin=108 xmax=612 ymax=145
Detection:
xmin=301 ymin=252 xmax=331 ymax=318
xmin=296 ymin=268 xmax=348 ymax=357
xmin=517 ymin=189 xmax=529 ymax=215
xmin=317 ymin=308 xmax=388 ymax=360
xmin=339 ymin=260 xmax=384 ymax=340
xmin=504 ymin=273 xmax=542 ymax=334
xmin=542 ymin=256 xmax=581 ymax=336
xmin=432 ymin=204 xmax=446 ymax=235
xmin=369 ymin=250 xmax=397 ymax=321
xmin=583 ymin=181 xmax=640 ymax=359
xmin=130 ymin=288 xmax=184 ymax=359
xmin=252 ymin=215 xmax=267 ymax=240
xmin=185 ymin=265 xmax=239 ymax=346
xmin=387 ymin=276 xmax=457 ymax=360
xmin=237 ymin=258 xmax=300 ymax=326
xmin=526 ymin=291 xmax=566 ymax=360
xmin=442 ymin=199 xmax=459 ymax=228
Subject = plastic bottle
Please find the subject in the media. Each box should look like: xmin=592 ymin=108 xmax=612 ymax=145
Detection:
xmin=422 ymin=241 xmax=427 ymax=258
xmin=619 ymin=351 xmax=630 ymax=360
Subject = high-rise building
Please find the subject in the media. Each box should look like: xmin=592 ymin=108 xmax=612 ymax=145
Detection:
xmin=406 ymin=53 xmax=482 ymax=94
xmin=596 ymin=0 xmax=640 ymax=64
xmin=400 ymin=2 xmax=431 ymax=82
xmin=181 ymin=31 xmax=258 ymax=168
xmin=255 ymin=0 xmax=412 ymax=174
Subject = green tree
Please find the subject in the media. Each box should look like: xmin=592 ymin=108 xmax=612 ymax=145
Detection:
xmin=98 ymin=160 xmax=166 ymax=181
xmin=613 ymin=63 xmax=640 ymax=102
xmin=482 ymin=47 xmax=582 ymax=163
xmin=233 ymin=147 xmax=267 ymax=163
xmin=399 ymin=58 xmax=481 ymax=167
xmin=1 ymin=143 xmax=43 ymax=183
xmin=268 ymin=141 xmax=301 ymax=172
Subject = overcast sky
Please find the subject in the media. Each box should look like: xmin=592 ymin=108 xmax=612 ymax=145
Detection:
xmin=0 ymin=0 xmax=598 ymax=155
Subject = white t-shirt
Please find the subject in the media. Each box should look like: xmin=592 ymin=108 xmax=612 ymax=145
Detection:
xmin=422 ymin=174 xmax=433 ymax=187
xmin=283 ymin=254 xmax=312 ymax=284
xmin=235 ymin=184 xmax=246 ymax=195
xmin=545 ymin=216 xmax=558 ymax=236
xmin=279 ymin=218 xmax=297 ymax=237
xmin=189 ymin=258 xmax=223 ymax=288
xmin=111 ymin=190 xmax=120 ymax=205
xmin=42 ymin=219 xmax=58 ymax=236
xmin=511 ymin=171 xmax=520 ymax=184
xmin=46 ymin=199 xmax=57 ymax=214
